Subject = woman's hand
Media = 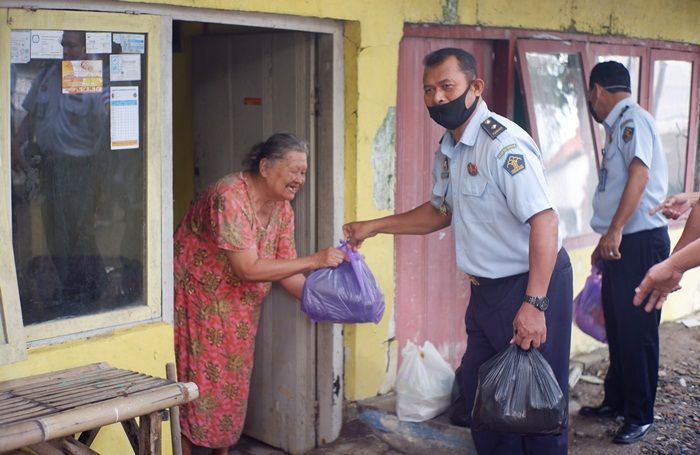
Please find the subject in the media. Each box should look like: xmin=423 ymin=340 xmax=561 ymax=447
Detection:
xmin=311 ymin=247 xmax=345 ymax=269
xmin=650 ymin=192 xmax=699 ymax=220
xmin=633 ymin=260 xmax=684 ymax=312
xmin=342 ymin=221 xmax=376 ymax=249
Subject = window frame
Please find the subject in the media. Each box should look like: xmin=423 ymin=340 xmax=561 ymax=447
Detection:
xmin=586 ymin=44 xmax=648 ymax=167
xmin=648 ymin=49 xmax=700 ymax=194
xmin=515 ymin=39 xmax=592 ymax=160
xmin=516 ymin=39 xmax=601 ymax=246
xmin=1 ymin=8 xmax=163 ymax=357
xmin=404 ymin=24 xmax=700 ymax=247
xmin=518 ymin=41 xmax=700 ymax=247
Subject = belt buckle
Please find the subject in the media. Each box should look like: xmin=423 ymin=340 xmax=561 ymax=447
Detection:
xmin=469 ymin=275 xmax=480 ymax=286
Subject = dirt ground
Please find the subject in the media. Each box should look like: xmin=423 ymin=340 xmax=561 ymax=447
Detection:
xmin=568 ymin=312 xmax=700 ymax=454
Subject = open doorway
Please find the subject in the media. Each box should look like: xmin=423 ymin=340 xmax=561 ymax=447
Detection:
xmin=172 ymin=20 xmax=342 ymax=453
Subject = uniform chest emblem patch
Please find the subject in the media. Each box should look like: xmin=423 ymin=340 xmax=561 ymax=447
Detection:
xmin=503 ymin=154 xmax=526 ymax=176
xmin=623 ymin=126 xmax=634 ymax=143
xmin=467 ymin=162 xmax=478 ymax=176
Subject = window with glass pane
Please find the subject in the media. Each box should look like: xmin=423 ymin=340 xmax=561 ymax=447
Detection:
xmin=652 ymin=60 xmax=692 ymax=195
xmin=524 ymin=52 xmax=597 ymax=238
xmin=594 ymin=55 xmax=641 ymax=147
xmin=596 ymin=55 xmax=640 ymax=101
xmin=10 ymin=30 xmax=146 ymax=325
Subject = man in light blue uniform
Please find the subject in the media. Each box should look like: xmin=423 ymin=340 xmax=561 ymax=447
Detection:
xmin=579 ymin=61 xmax=669 ymax=445
xmin=343 ymin=48 xmax=573 ymax=454
xmin=13 ymin=31 xmax=109 ymax=304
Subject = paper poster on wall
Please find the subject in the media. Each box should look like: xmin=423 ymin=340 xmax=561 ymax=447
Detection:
xmin=30 ymin=30 xmax=64 ymax=59
xmin=61 ymin=60 xmax=103 ymax=94
xmin=110 ymin=86 xmax=140 ymax=150
xmin=110 ymin=54 xmax=141 ymax=81
xmin=11 ymin=30 xmax=31 ymax=63
xmin=86 ymin=32 xmax=112 ymax=54
xmin=113 ymin=33 xmax=145 ymax=54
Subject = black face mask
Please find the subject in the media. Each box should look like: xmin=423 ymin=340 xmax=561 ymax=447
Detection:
xmin=427 ymin=83 xmax=479 ymax=130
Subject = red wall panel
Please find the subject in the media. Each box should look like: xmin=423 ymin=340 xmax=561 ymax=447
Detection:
xmin=395 ymin=37 xmax=494 ymax=368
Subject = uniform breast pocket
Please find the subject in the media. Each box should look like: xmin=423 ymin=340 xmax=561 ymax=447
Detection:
xmin=63 ymin=95 xmax=90 ymax=127
xmin=459 ymin=176 xmax=494 ymax=223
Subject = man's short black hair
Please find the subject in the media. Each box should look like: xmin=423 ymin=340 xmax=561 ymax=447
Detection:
xmin=589 ymin=61 xmax=632 ymax=94
xmin=423 ymin=48 xmax=477 ymax=78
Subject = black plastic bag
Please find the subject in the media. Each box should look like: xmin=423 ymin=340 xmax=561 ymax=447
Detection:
xmin=471 ymin=344 xmax=567 ymax=434
xmin=448 ymin=365 xmax=469 ymax=427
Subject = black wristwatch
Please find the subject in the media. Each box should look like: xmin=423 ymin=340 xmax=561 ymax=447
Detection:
xmin=524 ymin=295 xmax=549 ymax=311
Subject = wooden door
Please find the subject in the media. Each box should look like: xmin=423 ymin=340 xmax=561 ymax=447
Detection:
xmin=192 ymin=31 xmax=316 ymax=453
xmin=395 ymin=37 xmax=494 ymax=369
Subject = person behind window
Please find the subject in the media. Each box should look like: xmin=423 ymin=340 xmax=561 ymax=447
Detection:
xmin=579 ymin=61 xmax=670 ymax=445
xmin=343 ymin=47 xmax=573 ymax=455
xmin=12 ymin=31 xmax=109 ymax=309
xmin=173 ymin=133 xmax=345 ymax=455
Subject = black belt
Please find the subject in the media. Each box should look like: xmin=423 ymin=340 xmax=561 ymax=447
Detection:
xmin=468 ymin=272 xmax=527 ymax=287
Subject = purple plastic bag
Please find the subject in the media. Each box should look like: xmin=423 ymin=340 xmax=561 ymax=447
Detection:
xmin=301 ymin=243 xmax=385 ymax=323
xmin=573 ymin=265 xmax=606 ymax=343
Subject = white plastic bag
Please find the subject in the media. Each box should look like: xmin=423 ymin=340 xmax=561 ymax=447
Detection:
xmin=396 ymin=340 xmax=455 ymax=422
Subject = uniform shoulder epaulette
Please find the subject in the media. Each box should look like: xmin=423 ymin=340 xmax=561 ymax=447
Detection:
xmin=481 ymin=116 xmax=506 ymax=140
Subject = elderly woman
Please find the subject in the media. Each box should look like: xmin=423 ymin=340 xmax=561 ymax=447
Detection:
xmin=174 ymin=133 xmax=344 ymax=454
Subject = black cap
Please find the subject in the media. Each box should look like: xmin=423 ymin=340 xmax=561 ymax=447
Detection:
xmin=589 ymin=61 xmax=631 ymax=93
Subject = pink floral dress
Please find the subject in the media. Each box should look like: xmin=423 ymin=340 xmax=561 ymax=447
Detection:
xmin=173 ymin=172 xmax=296 ymax=448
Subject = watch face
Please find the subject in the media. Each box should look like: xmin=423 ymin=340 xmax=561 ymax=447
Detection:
xmin=526 ymin=295 xmax=549 ymax=311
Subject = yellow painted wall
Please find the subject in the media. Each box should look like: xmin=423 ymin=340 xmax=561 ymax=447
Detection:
xmin=0 ymin=323 xmax=176 ymax=453
xmin=467 ymin=0 xmax=699 ymax=41
xmin=149 ymin=0 xmax=700 ymax=401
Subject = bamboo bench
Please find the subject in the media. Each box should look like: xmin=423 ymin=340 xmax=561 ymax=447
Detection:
xmin=0 ymin=363 xmax=198 ymax=454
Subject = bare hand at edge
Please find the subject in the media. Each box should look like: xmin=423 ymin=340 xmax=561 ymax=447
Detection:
xmin=342 ymin=221 xmax=376 ymax=249
xmin=633 ymin=260 xmax=683 ymax=312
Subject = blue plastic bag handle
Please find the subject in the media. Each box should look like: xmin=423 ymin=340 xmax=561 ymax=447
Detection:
xmin=338 ymin=241 xmax=368 ymax=296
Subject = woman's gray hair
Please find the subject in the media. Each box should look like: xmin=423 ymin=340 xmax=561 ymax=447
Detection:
xmin=241 ymin=132 xmax=309 ymax=174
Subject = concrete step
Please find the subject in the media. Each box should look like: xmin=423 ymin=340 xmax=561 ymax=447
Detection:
xmin=355 ymin=393 xmax=477 ymax=455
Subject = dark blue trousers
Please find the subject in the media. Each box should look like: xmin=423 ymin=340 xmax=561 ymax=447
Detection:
xmin=600 ymin=226 xmax=670 ymax=425
xmin=461 ymin=248 xmax=573 ymax=455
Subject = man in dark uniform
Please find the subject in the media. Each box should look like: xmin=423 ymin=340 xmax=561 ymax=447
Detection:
xmin=579 ymin=61 xmax=670 ymax=444
xmin=343 ymin=48 xmax=573 ymax=454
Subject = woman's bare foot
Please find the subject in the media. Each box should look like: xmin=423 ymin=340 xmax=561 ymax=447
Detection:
xmin=212 ymin=447 xmax=229 ymax=455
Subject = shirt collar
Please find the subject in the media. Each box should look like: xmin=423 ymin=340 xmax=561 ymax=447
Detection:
xmin=459 ymin=100 xmax=489 ymax=147
xmin=438 ymin=100 xmax=490 ymax=158
xmin=603 ymin=97 xmax=635 ymax=128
